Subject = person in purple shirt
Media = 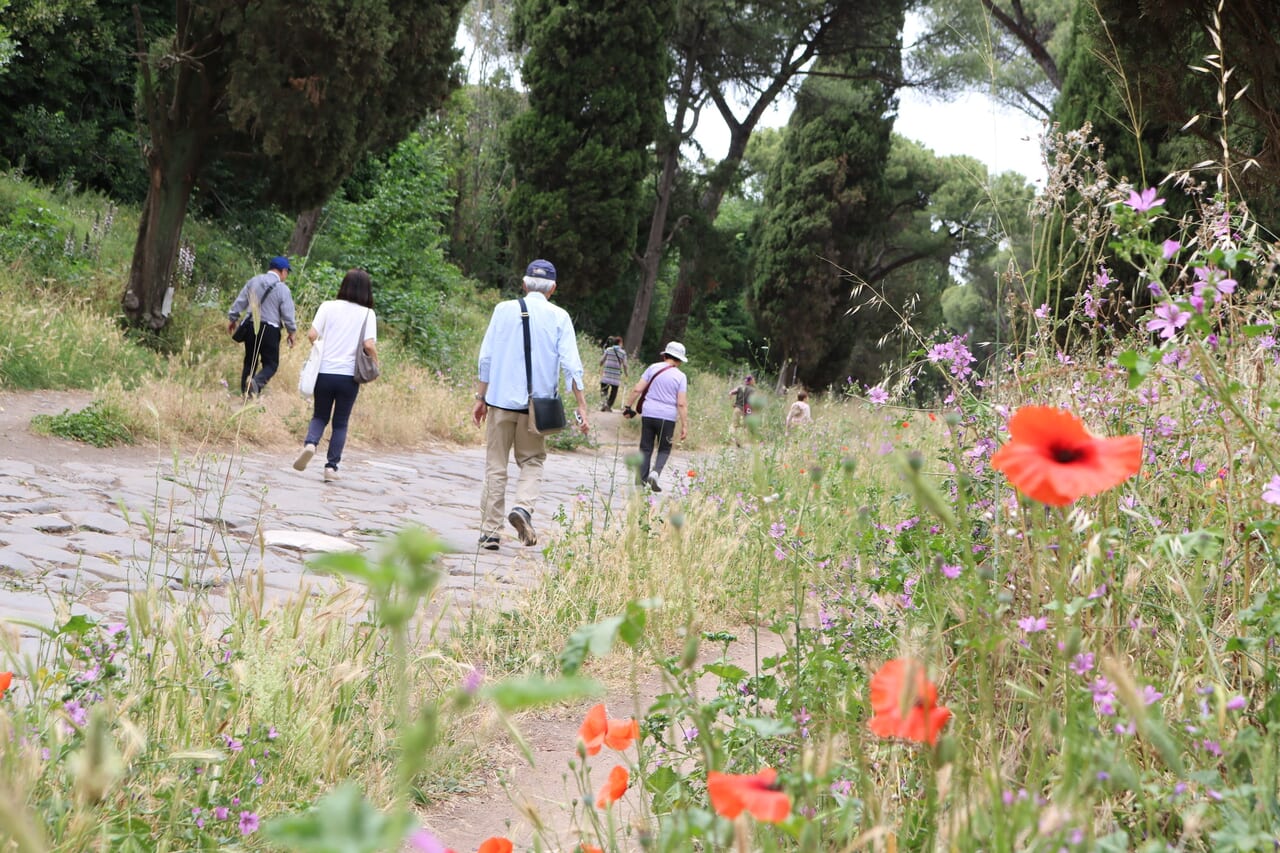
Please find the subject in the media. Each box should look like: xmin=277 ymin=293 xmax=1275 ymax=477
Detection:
xmin=622 ymin=342 xmax=689 ymax=492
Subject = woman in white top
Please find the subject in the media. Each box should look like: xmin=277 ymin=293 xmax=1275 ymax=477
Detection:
xmin=621 ymin=341 xmax=689 ymax=492
xmin=292 ymin=269 xmax=378 ymax=481
xmin=786 ymin=390 xmax=813 ymax=431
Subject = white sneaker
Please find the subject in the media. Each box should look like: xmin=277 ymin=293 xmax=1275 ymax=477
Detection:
xmin=323 ymin=467 xmax=338 ymax=482
xmin=293 ymin=444 xmax=316 ymax=471
xmin=646 ymin=472 xmax=662 ymax=492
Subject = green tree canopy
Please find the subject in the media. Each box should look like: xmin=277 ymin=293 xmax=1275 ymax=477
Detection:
xmin=0 ymin=0 xmax=171 ymax=198
xmin=909 ymin=0 xmax=1072 ymax=117
xmin=506 ymin=0 xmax=672 ymax=317
xmin=749 ymin=2 xmax=907 ymax=390
xmin=122 ymin=0 xmax=467 ymax=331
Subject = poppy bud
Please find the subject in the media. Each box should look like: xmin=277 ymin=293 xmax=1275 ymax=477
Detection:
xmin=680 ymin=632 xmax=699 ymax=671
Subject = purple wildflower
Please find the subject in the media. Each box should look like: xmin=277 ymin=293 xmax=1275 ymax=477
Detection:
xmin=1124 ymin=187 xmax=1165 ymax=212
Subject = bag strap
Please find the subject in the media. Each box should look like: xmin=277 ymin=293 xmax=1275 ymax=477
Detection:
xmin=358 ymin=308 xmax=370 ymax=342
xmin=637 ymin=364 xmax=675 ymax=409
xmin=240 ymin=277 xmax=277 ymax=325
xmin=519 ymin=298 xmax=534 ymax=401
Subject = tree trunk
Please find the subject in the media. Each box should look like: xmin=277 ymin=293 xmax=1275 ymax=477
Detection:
xmin=659 ymin=127 xmax=750 ymax=345
xmin=625 ymin=53 xmax=698 ymax=357
xmin=286 ymin=207 xmax=323 ymax=258
xmin=121 ymin=134 xmax=201 ymax=331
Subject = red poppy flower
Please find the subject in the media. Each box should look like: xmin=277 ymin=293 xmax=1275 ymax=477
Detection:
xmin=990 ymin=406 xmax=1142 ymax=506
xmin=707 ymin=768 xmax=791 ymax=823
xmin=596 ymin=764 xmax=628 ymax=808
xmin=687 ymin=469 xmax=697 ymax=479
xmin=578 ymin=704 xmax=638 ymax=755
xmin=0 ymin=671 xmax=10 ymax=700
xmin=477 ymin=838 xmax=513 ymax=853
xmin=901 ymin=421 xmax=910 ymax=429
xmin=928 ymin=412 xmax=937 ymax=422
xmin=867 ymin=658 xmax=951 ymax=745
xmin=577 ymin=847 xmax=604 ymax=853
xmin=604 ymin=717 xmax=639 ymax=751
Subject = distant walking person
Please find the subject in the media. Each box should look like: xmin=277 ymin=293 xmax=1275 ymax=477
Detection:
xmin=622 ymin=342 xmax=688 ymax=492
xmin=599 ymin=336 xmax=628 ymax=412
xmin=228 ymin=256 xmax=297 ymax=396
xmin=786 ymin=390 xmax=813 ymax=431
xmin=473 ymin=259 xmax=590 ymax=550
xmin=293 ymin=269 xmax=378 ymax=482
xmin=730 ymin=374 xmax=756 ymax=420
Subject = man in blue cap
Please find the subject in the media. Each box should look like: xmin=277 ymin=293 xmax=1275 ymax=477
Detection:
xmin=228 ymin=256 xmax=298 ymax=396
xmin=472 ymin=258 xmax=590 ymax=550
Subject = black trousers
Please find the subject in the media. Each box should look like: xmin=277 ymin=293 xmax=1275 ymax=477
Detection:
xmin=240 ymin=324 xmax=282 ymax=394
xmin=600 ymin=382 xmax=619 ymax=408
xmin=637 ymin=416 xmax=675 ymax=483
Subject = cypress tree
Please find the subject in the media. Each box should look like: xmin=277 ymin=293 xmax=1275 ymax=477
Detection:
xmin=506 ymin=0 xmax=671 ymax=315
xmin=749 ymin=2 xmax=907 ymax=390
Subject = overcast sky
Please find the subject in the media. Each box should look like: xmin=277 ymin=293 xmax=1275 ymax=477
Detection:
xmin=692 ymin=84 xmax=1048 ymax=186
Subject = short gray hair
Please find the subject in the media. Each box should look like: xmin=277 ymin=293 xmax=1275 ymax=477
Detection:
xmin=523 ymin=275 xmax=555 ymax=294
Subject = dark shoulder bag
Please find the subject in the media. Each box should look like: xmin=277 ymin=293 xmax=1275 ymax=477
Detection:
xmin=520 ymin=298 xmax=567 ymax=434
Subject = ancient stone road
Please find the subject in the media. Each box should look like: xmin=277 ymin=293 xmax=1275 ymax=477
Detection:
xmin=0 ymin=395 xmax=671 ymax=664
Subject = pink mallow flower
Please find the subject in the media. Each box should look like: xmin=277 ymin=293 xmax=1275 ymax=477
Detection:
xmin=1124 ymin=187 xmax=1165 ymax=212
xmin=1262 ymin=475 xmax=1280 ymax=506
xmin=1146 ymin=302 xmax=1191 ymax=340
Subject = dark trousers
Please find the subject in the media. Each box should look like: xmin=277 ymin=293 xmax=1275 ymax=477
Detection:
xmin=638 ymin=416 xmax=675 ymax=483
xmin=240 ymin=324 xmax=282 ymax=394
xmin=600 ymin=382 xmax=619 ymax=408
xmin=305 ymin=373 xmax=360 ymax=470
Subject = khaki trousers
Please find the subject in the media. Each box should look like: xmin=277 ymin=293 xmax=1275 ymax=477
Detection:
xmin=480 ymin=407 xmax=547 ymax=536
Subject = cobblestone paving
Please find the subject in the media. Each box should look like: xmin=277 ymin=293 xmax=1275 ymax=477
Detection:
xmin=0 ymin=423 xmax=662 ymax=664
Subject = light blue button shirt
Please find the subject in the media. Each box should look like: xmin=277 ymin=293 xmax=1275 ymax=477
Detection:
xmin=478 ymin=292 xmax=584 ymax=410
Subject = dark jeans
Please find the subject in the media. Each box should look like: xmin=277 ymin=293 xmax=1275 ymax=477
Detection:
xmin=600 ymin=382 xmax=619 ymax=408
xmin=638 ymin=416 xmax=675 ymax=483
xmin=305 ymin=373 xmax=360 ymax=470
xmin=240 ymin=324 xmax=282 ymax=394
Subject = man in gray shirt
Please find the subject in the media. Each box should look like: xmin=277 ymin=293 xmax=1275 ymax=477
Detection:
xmin=227 ymin=256 xmax=297 ymax=396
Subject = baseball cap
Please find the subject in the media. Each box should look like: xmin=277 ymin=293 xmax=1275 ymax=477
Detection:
xmin=269 ymin=256 xmax=292 ymax=271
xmin=525 ymin=259 xmax=557 ymax=282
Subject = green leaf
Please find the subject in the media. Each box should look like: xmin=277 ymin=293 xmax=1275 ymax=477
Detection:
xmin=483 ymin=675 xmax=603 ymax=712
xmin=618 ymin=598 xmax=660 ymax=646
xmin=558 ymin=615 xmax=623 ymax=675
xmin=645 ymin=765 xmax=679 ymax=797
xmin=262 ymin=783 xmax=409 ymax=853
xmin=1116 ymin=349 xmax=1152 ymax=389
xmin=57 ymin=614 xmax=97 ymax=637
xmin=702 ymin=662 xmax=749 ymax=682
xmin=739 ymin=716 xmax=795 ymax=737
xmin=309 ymin=552 xmax=376 ymax=584
xmin=1241 ymin=323 xmax=1273 ymax=338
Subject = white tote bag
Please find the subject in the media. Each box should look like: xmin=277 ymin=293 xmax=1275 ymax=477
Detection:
xmin=298 ymin=338 xmax=323 ymax=398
